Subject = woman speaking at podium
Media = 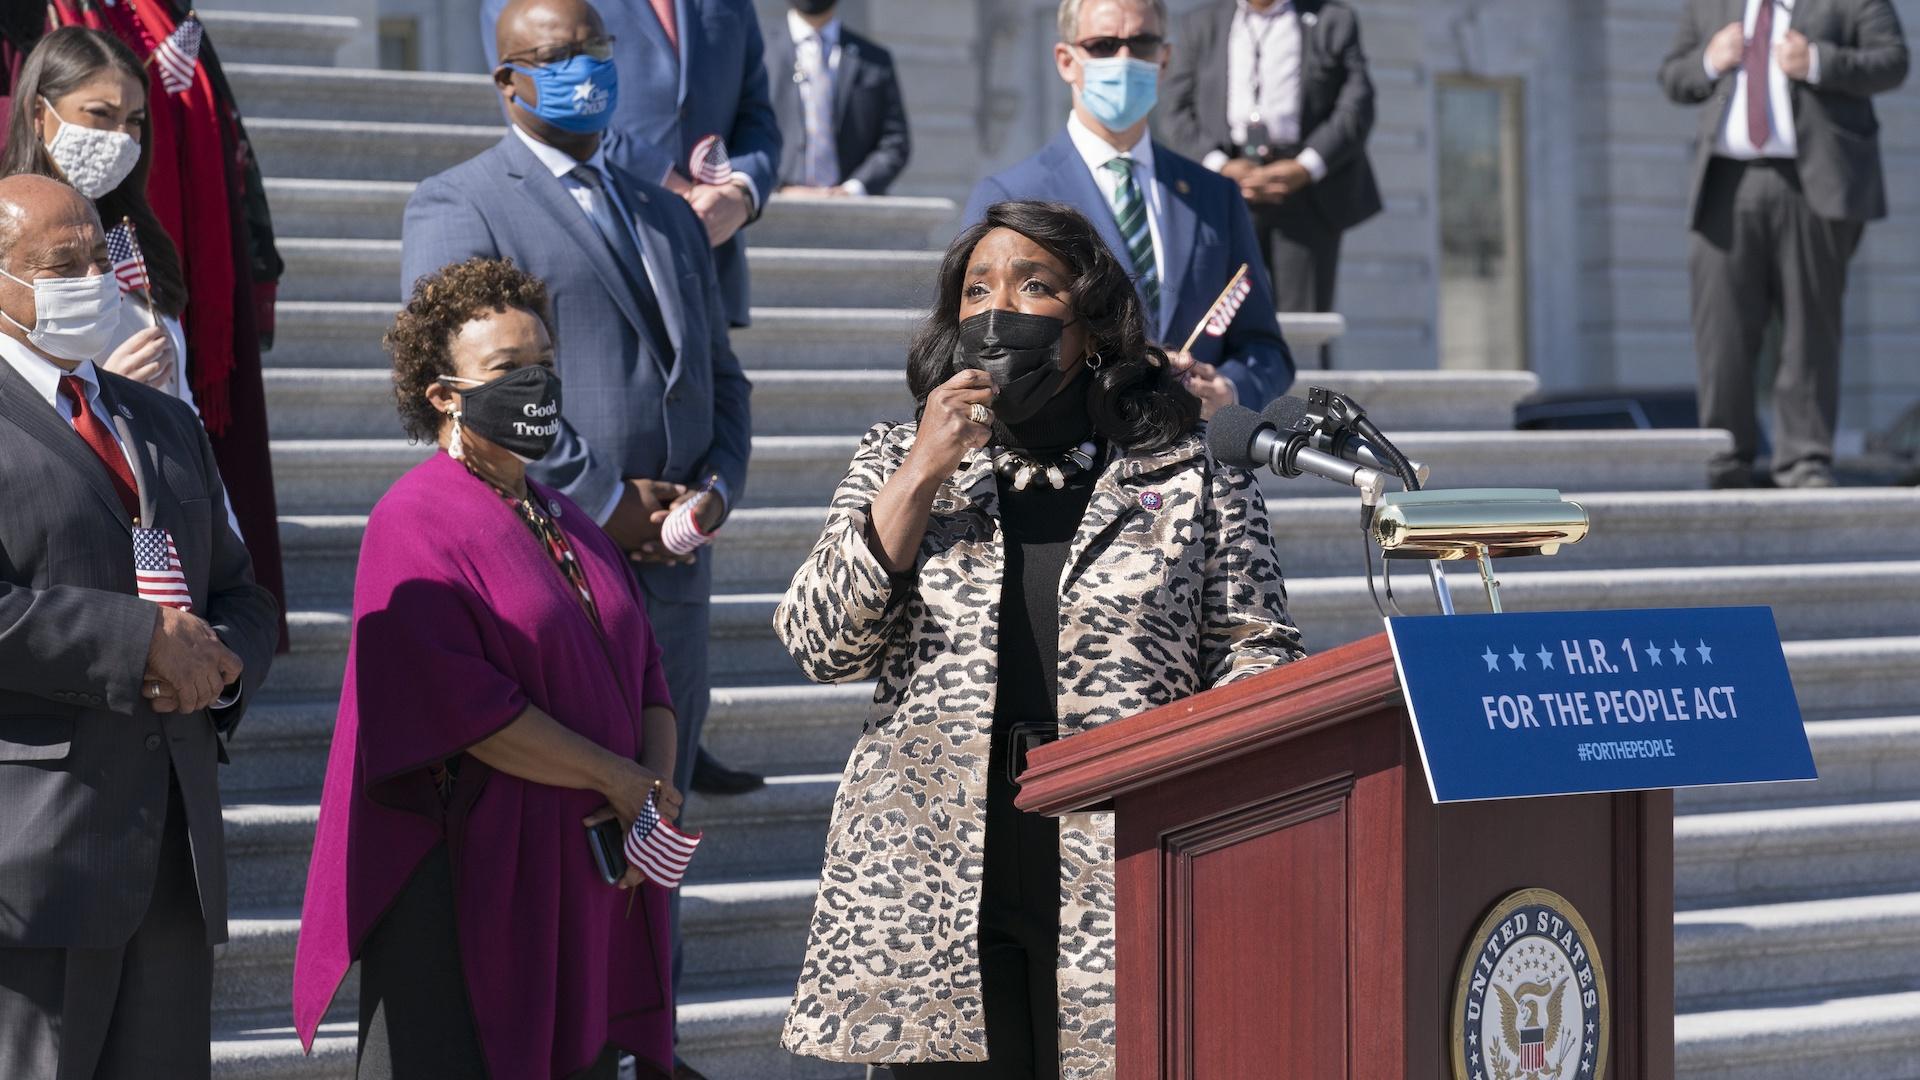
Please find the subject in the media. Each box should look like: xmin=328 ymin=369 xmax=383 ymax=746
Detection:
xmin=775 ymin=200 xmax=1305 ymax=1078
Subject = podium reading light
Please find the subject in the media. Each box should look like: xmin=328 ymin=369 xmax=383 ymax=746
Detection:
xmin=1371 ymin=488 xmax=1589 ymax=613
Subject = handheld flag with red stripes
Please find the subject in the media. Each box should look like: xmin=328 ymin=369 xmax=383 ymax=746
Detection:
xmin=690 ymin=134 xmax=733 ymax=186
xmin=133 ymin=526 xmax=193 ymax=610
xmin=1177 ymin=263 xmax=1252 ymax=356
xmin=151 ymin=13 xmax=204 ymax=95
xmin=624 ymin=791 xmax=702 ymax=889
xmin=105 ymin=220 xmax=150 ymax=296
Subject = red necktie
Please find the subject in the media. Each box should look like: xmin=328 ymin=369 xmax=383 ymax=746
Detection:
xmin=59 ymin=375 xmax=139 ymax=519
xmin=1746 ymin=0 xmax=1774 ymax=148
xmin=650 ymin=0 xmax=678 ymax=50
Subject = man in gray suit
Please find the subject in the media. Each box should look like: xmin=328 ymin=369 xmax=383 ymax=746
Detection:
xmin=402 ymin=1 xmax=749 ymax=1059
xmin=1661 ymin=0 xmax=1908 ymax=488
xmin=0 ymin=174 xmax=277 ymax=1078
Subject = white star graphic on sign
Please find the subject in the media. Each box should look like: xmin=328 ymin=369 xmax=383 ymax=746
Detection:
xmin=1583 ymin=1058 xmax=1593 ymax=1074
xmin=1536 ymin=645 xmax=1554 ymax=669
xmin=1697 ymin=639 xmax=1714 ymax=664
xmin=573 ymin=78 xmax=597 ymax=103
xmin=1509 ymin=645 xmax=1527 ymax=670
xmin=1587 ymin=1021 xmax=1595 ymax=1034
xmin=1646 ymin=641 xmax=1662 ymax=667
xmin=1670 ymin=640 xmax=1688 ymax=665
xmin=1482 ymin=647 xmax=1501 ymax=672
xmin=1468 ymin=1031 xmax=1477 ymax=1045
xmin=1586 ymin=1038 xmax=1594 ymax=1054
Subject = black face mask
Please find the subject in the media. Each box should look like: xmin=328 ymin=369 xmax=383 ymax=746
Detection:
xmin=446 ymin=365 xmax=564 ymax=462
xmin=788 ymin=0 xmax=837 ymax=14
xmin=954 ymin=308 xmax=1092 ymax=451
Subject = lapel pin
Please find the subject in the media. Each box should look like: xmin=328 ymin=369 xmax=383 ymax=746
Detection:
xmin=1302 ymin=11 xmax=1318 ymax=27
xmin=550 ymin=500 xmax=563 ymax=518
xmin=118 ymin=404 xmax=132 ymax=419
xmin=1140 ymin=491 xmax=1163 ymax=511
xmin=1175 ymin=178 xmax=1191 ymax=196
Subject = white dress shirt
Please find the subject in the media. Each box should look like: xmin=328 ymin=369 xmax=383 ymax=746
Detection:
xmin=1204 ymin=0 xmax=1327 ymax=181
xmin=0 ymin=332 xmax=135 ymax=467
xmin=1068 ymin=112 xmax=1165 ymax=288
xmin=787 ymin=11 xmax=867 ymax=195
xmin=1708 ymin=0 xmax=1821 ymax=159
xmin=509 ymin=125 xmax=731 ymax=527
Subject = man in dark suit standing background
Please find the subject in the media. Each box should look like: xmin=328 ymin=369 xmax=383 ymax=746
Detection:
xmin=1163 ymin=0 xmax=1382 ymax=365
xmin=0 ymin=173 xmax=277 ymax=1079
xmin=1660 ymin=0 xmax=1907 ymax=489
xmin=768 ymin=0 xmax=912 ymax=197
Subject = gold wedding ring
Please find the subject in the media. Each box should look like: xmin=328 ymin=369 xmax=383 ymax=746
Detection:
xmin=968 ymin=402 xmax=992 ymax=425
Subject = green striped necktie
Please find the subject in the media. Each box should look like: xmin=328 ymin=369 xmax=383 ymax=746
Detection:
xmin=1102 ymin=156 xmax=1161 ymax=316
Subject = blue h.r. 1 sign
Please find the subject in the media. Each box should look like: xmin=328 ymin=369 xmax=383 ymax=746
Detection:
xmin=1385 ymin=606 xmax=1818 ymax=803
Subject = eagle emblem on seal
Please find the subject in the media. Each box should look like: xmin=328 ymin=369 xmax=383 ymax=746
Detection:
xmin=1453 ymin=888 xmax=1610 ymax=1080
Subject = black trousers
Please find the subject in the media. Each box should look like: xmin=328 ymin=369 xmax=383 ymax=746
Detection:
xmin=889 ymin=753 xmax=1062 ymax=1080
xmin=1690 ymin=157 xmax=1864 ymax=474
xmin=1252 ymin=198 xmax=1343 ymax=370
xmin=0 ymin=775 xmax=211 ymax=1080
xmin=356 ymin=844 xmax=620 ymax=1080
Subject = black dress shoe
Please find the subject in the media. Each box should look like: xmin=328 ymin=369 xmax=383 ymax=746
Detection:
xmin=690 ymin=750 xmax=765 ymax=795
xmin=1707 ymin=460 xmax=1756 ymax=489
xmin=672 ymin=1063 xmax=711 ymax=1080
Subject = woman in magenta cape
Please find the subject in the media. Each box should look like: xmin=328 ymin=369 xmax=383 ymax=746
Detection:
xmin=293 ymin=258 xmax=682 ymax=1079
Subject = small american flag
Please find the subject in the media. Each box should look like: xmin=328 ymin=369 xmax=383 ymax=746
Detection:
xmin=133 ymin=526 xmax=192 ymax=610
xmin=106 ymin=221 xmax=149 ymax=295
xmin=623 ymin=791 xmax=702 ymax=889
xmin=1203 ymin=267 xmax=1253 ymax=337
xmin=690 ymin=134 xmax=733 ymax=186
xmin=152 ymin=15 xmax=204 ymax=95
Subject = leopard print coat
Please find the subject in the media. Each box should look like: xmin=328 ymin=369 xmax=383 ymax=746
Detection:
xmin=774 ymin=421 xmax=1305 ymax=1078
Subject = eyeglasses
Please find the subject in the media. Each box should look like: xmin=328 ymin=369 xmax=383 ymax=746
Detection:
xmin=500 ymin=35 xmax=616 ymax=68
xmin=1074 ymin=33 xmax=1165 ymax=59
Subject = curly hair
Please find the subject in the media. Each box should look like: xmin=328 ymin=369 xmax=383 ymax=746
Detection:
xmin=906 ymin=200 xmax=1199 ymax=454
xmin=386 ymin=257 xmax=553 ymax=443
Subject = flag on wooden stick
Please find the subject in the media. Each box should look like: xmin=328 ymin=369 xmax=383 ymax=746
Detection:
xmin=152 ymin=13 xmax=204 ymax=94
xmin=106 ymin=220 xmax=150 ymax=295
xmin=1177 ymin=263 xmax=1253 ymax=356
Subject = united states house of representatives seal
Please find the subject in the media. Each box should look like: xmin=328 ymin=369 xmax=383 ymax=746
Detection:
xmin=1452 ymin=888 xmax=1610 ymax=1080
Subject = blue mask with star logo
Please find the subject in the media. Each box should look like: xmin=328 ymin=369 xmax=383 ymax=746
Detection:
xmin=505 ymin=52 xmax=619 ymax=134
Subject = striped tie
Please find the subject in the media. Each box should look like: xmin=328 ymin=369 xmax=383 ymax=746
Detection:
xmin=1102 ymin=157 xmax=1160 ymax=316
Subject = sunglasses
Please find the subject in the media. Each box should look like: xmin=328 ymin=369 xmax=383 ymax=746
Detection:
xmin=500 ymin=35 xmax=617 ymax=68
xmin=1074 ymin=33 xmax=1166 ymax=59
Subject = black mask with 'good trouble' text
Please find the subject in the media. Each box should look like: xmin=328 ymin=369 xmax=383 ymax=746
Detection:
xmin=446 ymin=365 xmax=564 ymax=461
xmin=954 ymin=308 xmax=1093 ymax=452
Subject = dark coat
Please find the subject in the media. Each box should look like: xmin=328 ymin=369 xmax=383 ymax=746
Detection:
xmin=766 ymin=22 xmax=912 ymax=194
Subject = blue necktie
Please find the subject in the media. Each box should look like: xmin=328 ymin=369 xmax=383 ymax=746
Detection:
xmin=570 ymin=165 xmax=675 ymax=363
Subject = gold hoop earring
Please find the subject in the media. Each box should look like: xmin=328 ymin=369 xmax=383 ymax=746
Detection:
xmin=448 ymin=409 xmax=465 ymax=460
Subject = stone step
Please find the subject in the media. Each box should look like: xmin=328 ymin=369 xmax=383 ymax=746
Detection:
xmin=221 ymin=777 xmax=836 ymax=910
xmin=224 ymin=682 xmax=866 ymax=796
xmin=199 ymin=10 xmax=356 ymax=68
xmin=276 ymin=489 xmax=1920 ymax=606
xmin=1676 ymin=715 xmax=1920 ymax=814
xmin=275 ymin=238 xmax=944 ymax=308
xmin=266 ymin=429 xmax=1727 ymax=515
xmin=1781 ymin=636 xmax=1920 ymax=720
xmin=262 ymin=173 xmax=954 ymax=248
xmin=1675 ymin=891 xmax=1920 ymax=1012
xmin=214 ymin=877 xmax=818 ymax=1027
xmin=1675 ymin=988 xmax=1920 ymax=1080
xmin=260 ymin=300 xmax=1536 ymax=427
xmin=1676 ymin=798 xmax=1920 ymax=910
xmin=218 ymin=992 xmax=864 ymax=1080
xmin=249 ymin=118 xmax=504 ymax=184
xmin=261 ymin=368 xmax=918 ymax=440
xmin=228 ymin=66 xmax=499 ymax=127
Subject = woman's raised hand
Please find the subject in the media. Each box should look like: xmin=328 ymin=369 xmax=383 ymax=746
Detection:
xmin=904 ymin=368 xmax=996 ymax=482
xmin=103 ymin=325 xmax=175 ymax=390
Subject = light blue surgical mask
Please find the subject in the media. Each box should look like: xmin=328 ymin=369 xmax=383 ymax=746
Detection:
xmin=505 ymin=53 xmax=619 ymax=134
xmin=1079 ymin=57 xmax=1159 ymax=132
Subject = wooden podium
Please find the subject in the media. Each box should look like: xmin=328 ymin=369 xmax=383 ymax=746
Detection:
xmin=1015 ymin=633 xmax=1673 ymax=1079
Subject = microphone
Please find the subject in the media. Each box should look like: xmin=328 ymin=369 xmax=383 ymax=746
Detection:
xmin=1208 ymin=404 xmax=1388 ymax=503
xmin=1260 ymin=396 xmax=1430 ymax=487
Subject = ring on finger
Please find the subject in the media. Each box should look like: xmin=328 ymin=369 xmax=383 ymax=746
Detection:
xmin=967 ymin=402 xmax=992 ymax=426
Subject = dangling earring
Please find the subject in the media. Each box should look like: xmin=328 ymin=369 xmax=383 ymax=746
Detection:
xmin=448 ymin=409 xmax=465 ymax=460
xmin=1086 ymin=351 xmax=1104 ymax=371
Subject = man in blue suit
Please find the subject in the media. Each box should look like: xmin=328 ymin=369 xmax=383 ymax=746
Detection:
xmin=481 ymin=0 xmax=782 ymax=330
xmin=406 ymin=7 xmax=750 ymax=1066
xmin=963 ymin=0 xmax=1294 ymax=413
